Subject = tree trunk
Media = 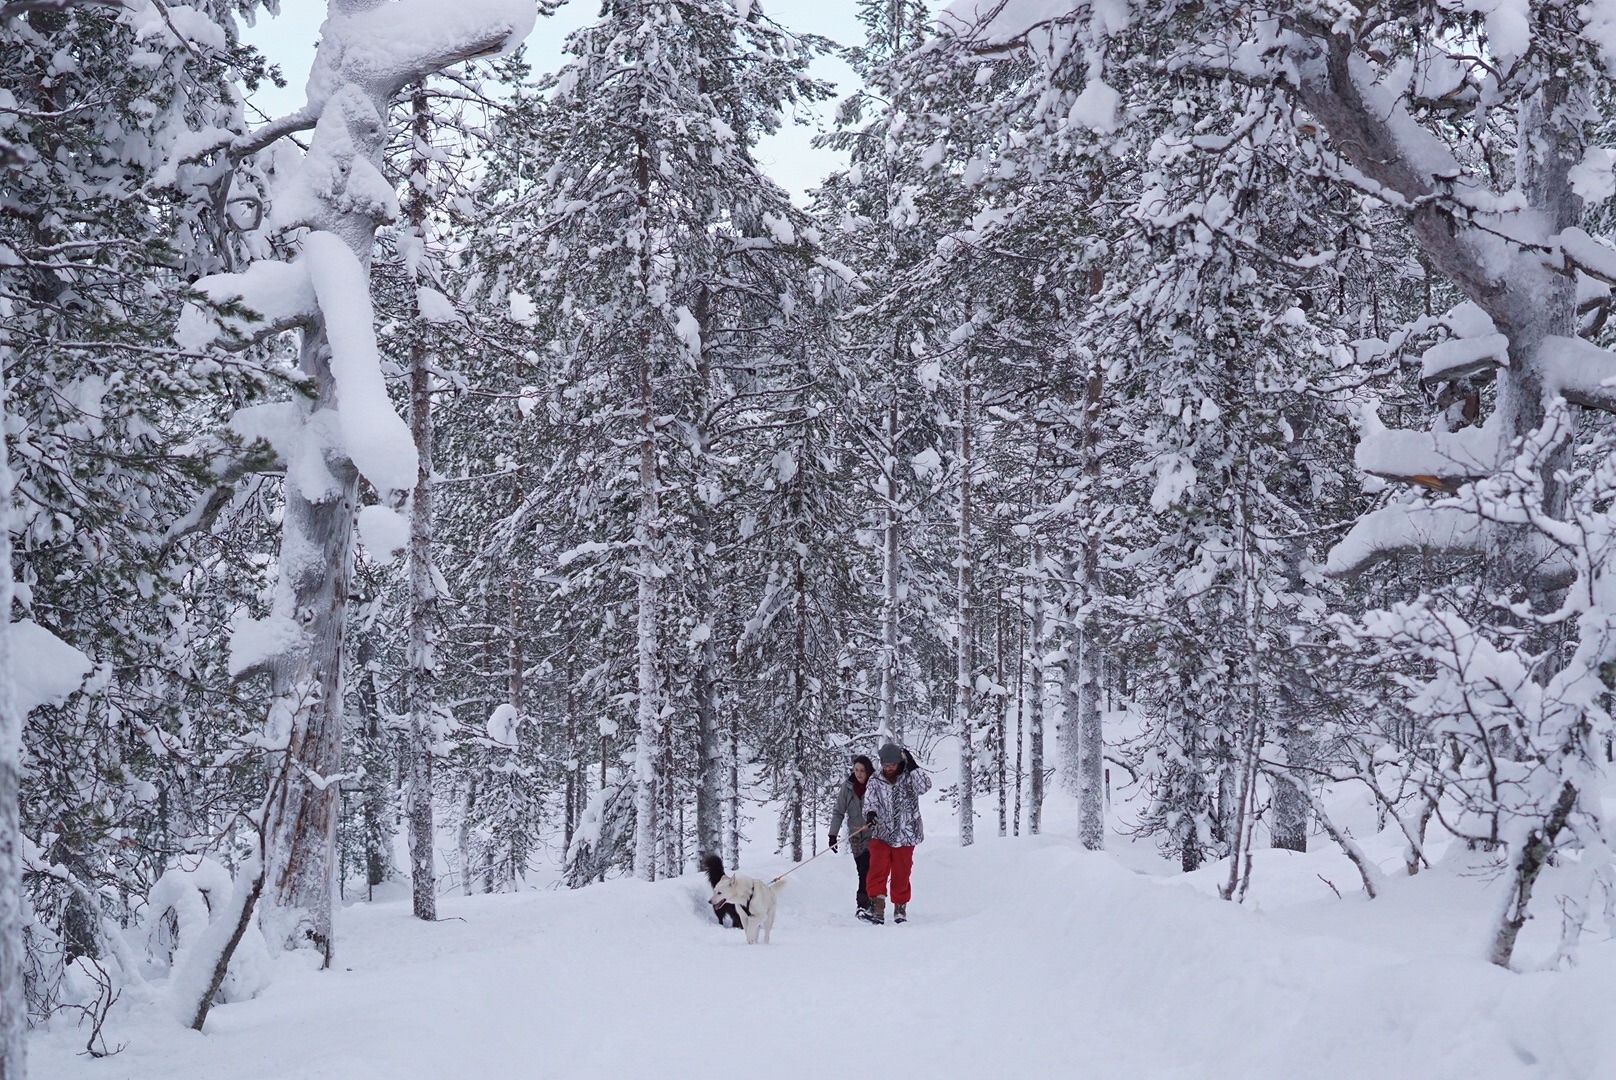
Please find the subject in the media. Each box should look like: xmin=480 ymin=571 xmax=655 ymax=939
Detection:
xmin=1013 ymin=575 xmax=1025 ymax=837
xmin=1075 ymin=624 xmax=1104 ymax=851
xmin=1075 ymin=359 xmax=1104 ymax=850
xmin=1027 ymin=540 xmax=1045 ymax=836
xmin=0 ymin=357 xmax=23 ymax=1080
xmin=1490 ymin=781 xmax=1578 ymax=968
xmin=956 ymin=369 xmax=975 ymax=846
xmin=725 ymin=711 xmax=740 ymax=870
xmin=790 ymin=556 xmax=807 ymax=863
xmin=564 ymin=624 xmax=579 ymax=853
xmin=261 ymin=320 xmax=357 ymax=964
xmin=401 ymin=84 xmax=439 ymax=923
xmin=632 ymin=346 xmax=662 ymax=881
xmin=354 ymin=632 xmax=390 ymax=891
xmin=457 ymin=775 xmax=476 ymax=897
xmin=995 ymin=582 xmax=1007 ymax=838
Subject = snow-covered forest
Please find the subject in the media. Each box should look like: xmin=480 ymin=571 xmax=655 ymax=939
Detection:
xmin=8 ymin=0 xmax=1616 ymax=1075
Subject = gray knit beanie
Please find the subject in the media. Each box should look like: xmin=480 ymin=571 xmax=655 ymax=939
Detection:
xmin=878 ymin=742 xmax=903 ymax=766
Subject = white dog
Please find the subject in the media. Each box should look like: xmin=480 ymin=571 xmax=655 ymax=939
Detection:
xmin=709 ymin=872 xmax=786 ymax=944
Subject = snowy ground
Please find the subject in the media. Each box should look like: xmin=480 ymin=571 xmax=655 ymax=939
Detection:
xmin=33 ymin=796 xmax=1616 ymax=1080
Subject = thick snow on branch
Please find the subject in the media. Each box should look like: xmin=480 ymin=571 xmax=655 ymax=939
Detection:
xmin=1552 ymin=226 xmax=1616 ymax=286
xmin=305 ymin=0 xmax=537 ymax=107
xmin=9 ymin=621 xmax=91 ymax=714
xmin=303 ymin=230 xmax=419 ymax=492
xmin=1420 ymin=333 xmax=1508 ymax=381
xmin=1326 ymin=504 xmax=1485 ymax=576
xmin=1542 ymin=335 xmax=1616 ymax=414
xmin=936 ymin=0 xmax=1083 ymax=47
xmin=174 ymin=260 xmax=317 ymax=350
xmin=1422 ymin=312 xmax=1506 ymax=383
xmin=356 ymin=504 xmax=408 ymax=557
xmin=1354 ymin=406 xmax=1499 ymax=485
xmin=228 ymin=613 xmax=303 ymax=678
xmin=230 ymin=403 xmax=344 ymax=503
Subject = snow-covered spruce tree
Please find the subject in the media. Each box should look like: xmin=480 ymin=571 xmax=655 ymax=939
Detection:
xmin=932 ymin=0 xmax=1369 ymax=871
xmin=813 ymin=0 xmax=949 ymax=747
xmin=878 ymin=18 xmax=1148 ymax=844
xmin=173 ymin=0 xmax=534 ymax=976
xmin=465 ymin=0 xmax=827 ymax=879
xmin=1095 ymin=95 xmax=1349 ymax=889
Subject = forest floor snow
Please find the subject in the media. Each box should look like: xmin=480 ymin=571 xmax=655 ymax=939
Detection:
xmin=33 ymin=824 xmax=1616 ymax=1080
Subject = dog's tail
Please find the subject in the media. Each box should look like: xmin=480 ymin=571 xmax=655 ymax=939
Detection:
xmin=700 ymin=852 xmax=725 ymax=888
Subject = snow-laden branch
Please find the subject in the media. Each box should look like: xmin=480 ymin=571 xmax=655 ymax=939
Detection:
xmin=1326 ymin=504 xmax=1485 ymax=576
xmin=306 ymin=0 xmax=536 ymax=107
xmin=1354 ymin=406 xmax=1499 ymax=491
xmin=1541 ymin=335 xmax=1616 ymax=414
xmin=302 ymin=231 xmax=417 ymax=492
xmin=174 ymin=260 xmax=318 ymax=351
xmin=934 ymin=0 xmax=1082 ymax=51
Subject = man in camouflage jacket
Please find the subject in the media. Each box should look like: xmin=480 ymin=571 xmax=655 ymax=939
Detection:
xmin=859 ymin=742 xmax=931 ymax=925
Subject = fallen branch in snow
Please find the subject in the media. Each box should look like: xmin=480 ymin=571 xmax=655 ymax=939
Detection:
xmin=48 ymin=957 xmax=124 ymax=1058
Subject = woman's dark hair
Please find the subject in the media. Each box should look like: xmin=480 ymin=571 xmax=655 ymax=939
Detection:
xmin=851 ymin=754 xmax=875 ymax=777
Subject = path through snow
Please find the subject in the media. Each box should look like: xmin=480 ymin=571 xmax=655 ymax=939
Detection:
xmin=35 ymin=830 xmax=1616 ymax=1080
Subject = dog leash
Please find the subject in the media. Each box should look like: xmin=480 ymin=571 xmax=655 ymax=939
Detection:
xmin=768 ymin=822 xmax=873 ymax=885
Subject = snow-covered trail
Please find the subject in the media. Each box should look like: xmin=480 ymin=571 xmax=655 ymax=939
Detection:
xmin=35 ymin=832 xmax=1616 ymax=1080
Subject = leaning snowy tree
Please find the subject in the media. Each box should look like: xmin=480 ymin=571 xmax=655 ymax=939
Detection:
xmin=943 ymin=0 xmax=1616 ymax=964
xmin=171 ymin=0 xmax=535 ymax=998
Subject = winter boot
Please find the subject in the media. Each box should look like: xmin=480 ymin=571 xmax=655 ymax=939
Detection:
xmin=856 ymin=888 xmax=870 ymax=917
xmin=893 ymin=902 xmax=907 ymax=924
xmin=859 ymin=896 xmax=886 ymax=924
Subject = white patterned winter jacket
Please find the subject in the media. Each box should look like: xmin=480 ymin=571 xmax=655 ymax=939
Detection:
xmin=862 ymin=765 xmax=932 ymax=847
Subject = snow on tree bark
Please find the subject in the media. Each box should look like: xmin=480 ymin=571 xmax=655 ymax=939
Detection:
xmin=1075 ymin=359 xmax=1104 ymax=852
xmin=1027 ymin=540 xmax=1045 ymax=836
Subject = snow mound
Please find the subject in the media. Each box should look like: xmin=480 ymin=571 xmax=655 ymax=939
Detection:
xmin=227 ymin=613 xmax=302 ymax=678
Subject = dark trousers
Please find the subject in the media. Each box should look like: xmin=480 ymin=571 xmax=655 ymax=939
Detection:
xmin=854 ymin=847 xmax=871 ymax=909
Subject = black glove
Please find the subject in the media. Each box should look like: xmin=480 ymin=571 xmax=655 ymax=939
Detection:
xmin=902 ymin=749 xmax=917 ymax=774
xmin=827 ymin=832 xmax=838 ymax=852
xmin=865 ymin=811 xmax=877 ymax=826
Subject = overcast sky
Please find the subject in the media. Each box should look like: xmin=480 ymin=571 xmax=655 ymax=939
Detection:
xmin=240 ymin=0 xmax=872 ymax=202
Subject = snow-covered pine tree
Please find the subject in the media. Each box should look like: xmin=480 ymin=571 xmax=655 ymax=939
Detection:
xmin=461 ymin=0 xmax=829 ymax=879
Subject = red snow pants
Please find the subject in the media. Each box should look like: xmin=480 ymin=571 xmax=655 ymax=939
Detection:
xmin=865 ymin=839 xmax=915 ymax=904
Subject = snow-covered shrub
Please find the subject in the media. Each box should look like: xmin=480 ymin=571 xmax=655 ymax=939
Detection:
xmin=144 ymin=857 xmax=271 ymax=1006
xmin=565 ymin=779 xmax=636 ymax=888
